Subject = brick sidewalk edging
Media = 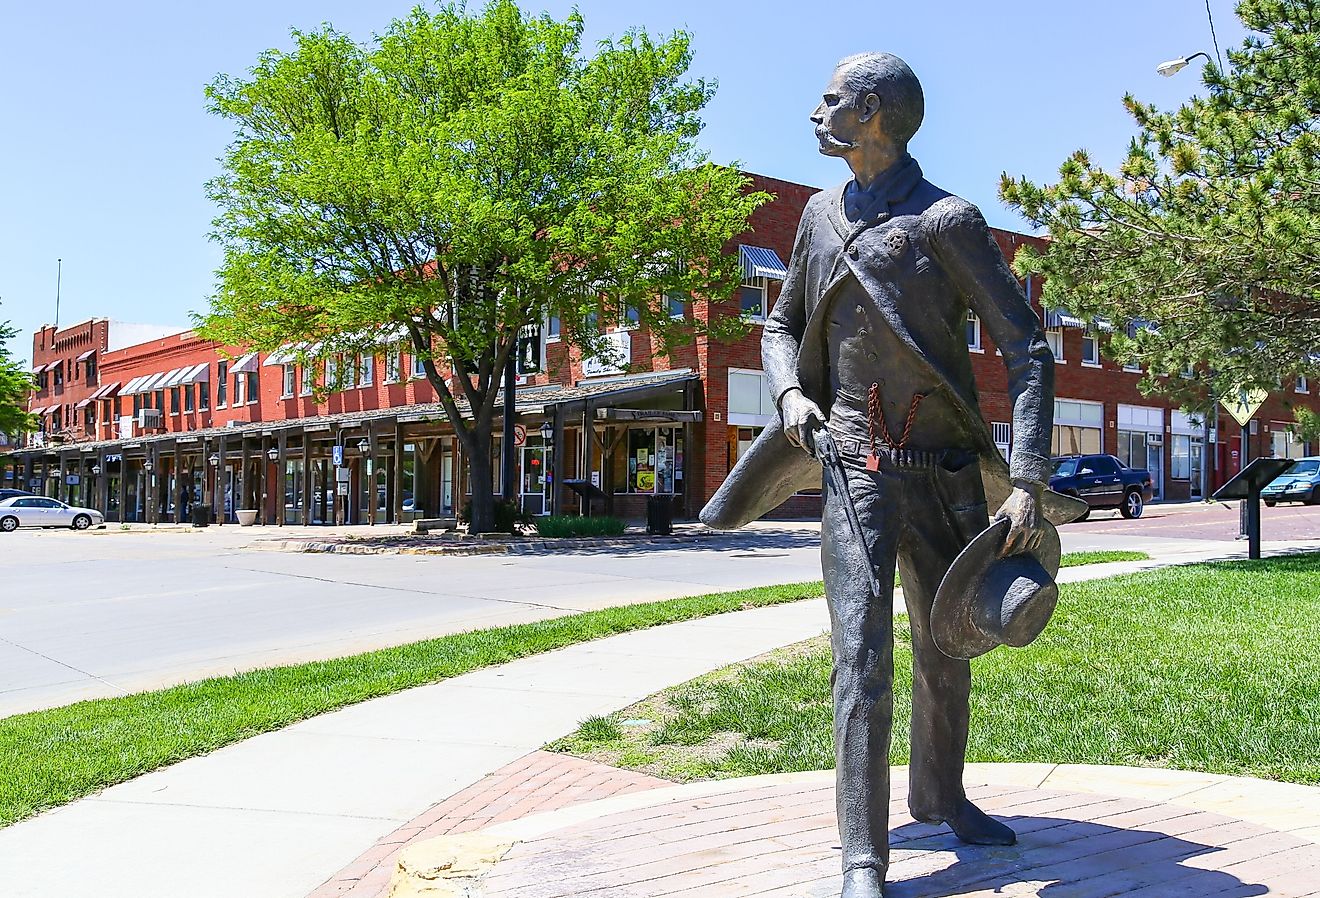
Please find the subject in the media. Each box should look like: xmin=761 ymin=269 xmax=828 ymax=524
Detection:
xmin=305 ymin=751 xmax=668 ymax=898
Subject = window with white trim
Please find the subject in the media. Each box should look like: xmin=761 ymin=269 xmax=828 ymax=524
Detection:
xmin=343 ymin=355 xmax=357 ymax=390
xmin=411 ymin=353 xmax=427 ymax=379
xmin=384 ymin=349 xmax=402 ymax=384
xmin=546 ymin=314 xmax=561 ymax=342
xmin=325 ymin=356 xmax=339 ymax=391
xmin=282 ymin=363 xmax=296 ymax=398
xmin=666 ymin=290 xmax=687 ymax=319
xmin=359 ymin=355 xmax=374 ymax=386
xmin=1297 ymin=376 xmax=1309 ymax=393
xmin=966 ymin=311 xmax=981 ymax=351
xmin=992 ymin=422 xmax=1012 ymax=461
xmin=739 ymin=278 xmax=768 ymax=320
xmin=1081 ymin=329 xmax=1100 ymax=365
xmin=1045 ymin=328 xmax=1064 ymax=362
xmin=300 ymin=363 xmax=315 ymax=396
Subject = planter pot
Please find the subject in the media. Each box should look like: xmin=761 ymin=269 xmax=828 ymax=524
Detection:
xmin=236 ymin=509 xmax=260 ymax=527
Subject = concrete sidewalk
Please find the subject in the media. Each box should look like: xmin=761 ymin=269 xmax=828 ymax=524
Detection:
xmin=0 ymin=542 xmax=1310 ymax=898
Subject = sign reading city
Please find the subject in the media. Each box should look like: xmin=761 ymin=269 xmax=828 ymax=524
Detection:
xmin=1220 ymin=386 xmax=1268 ymax=427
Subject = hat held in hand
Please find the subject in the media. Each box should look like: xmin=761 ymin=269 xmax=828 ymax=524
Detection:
xmin=931 ymin=517 xmax=1061 ymax=660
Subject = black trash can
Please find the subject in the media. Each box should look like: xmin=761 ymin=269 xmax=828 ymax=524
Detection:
xmin=191 ymin=505 xmax=211 ymax=528
xmin=646 ymin=495 xmax=673 ymax=536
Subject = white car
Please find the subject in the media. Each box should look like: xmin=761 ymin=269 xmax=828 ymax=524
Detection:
xmin=0 ymin=496 xmax=106 ymax=532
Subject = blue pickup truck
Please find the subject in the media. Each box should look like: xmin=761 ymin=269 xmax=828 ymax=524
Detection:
xmin=1049 ymin=454 xmax=1155 ymax=522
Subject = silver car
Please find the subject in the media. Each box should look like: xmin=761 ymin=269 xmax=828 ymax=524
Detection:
xmin=0 ymin=496 xmax=105 ymax=532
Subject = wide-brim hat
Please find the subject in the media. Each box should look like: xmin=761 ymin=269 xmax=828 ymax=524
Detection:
xmin=931 ymin=517 xmax=1062 ymax=660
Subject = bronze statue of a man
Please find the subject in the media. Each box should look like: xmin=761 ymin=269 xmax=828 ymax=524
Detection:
xmin=701 ymin=52 xmax=1082 ymax=897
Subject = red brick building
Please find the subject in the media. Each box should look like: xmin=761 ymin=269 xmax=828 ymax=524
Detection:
xmin=6 ymin=172 xmax=1318 ymax=524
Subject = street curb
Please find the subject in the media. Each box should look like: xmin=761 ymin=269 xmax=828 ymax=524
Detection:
xmin=252 ymin=533 xmax=714 ymax=557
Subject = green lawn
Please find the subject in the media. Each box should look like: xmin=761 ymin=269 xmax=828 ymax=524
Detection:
xmin=550 ymin=553 xmax=1320 ymax=785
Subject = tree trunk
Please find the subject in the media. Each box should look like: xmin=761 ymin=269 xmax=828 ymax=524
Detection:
xmin=464 ymin=422 xmax=498 ymax=534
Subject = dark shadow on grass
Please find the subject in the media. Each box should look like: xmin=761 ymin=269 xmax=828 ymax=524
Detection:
xmin=884 ymin=815 xmax=1273 ymax=898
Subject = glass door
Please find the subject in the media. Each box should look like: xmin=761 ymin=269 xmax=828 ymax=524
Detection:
xmin=1146 ymin=434 xmax=1164 ymax=501
xmin=520 ymin=443 xmax=550 ymax=515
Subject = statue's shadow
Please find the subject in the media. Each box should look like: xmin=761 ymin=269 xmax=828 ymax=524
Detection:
xmin=878 ymin=815 xmax=1271 ymax=898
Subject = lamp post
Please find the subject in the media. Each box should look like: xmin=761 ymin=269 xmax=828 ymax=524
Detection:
xmin=1156 ymin=51 xmax=1210 ymax=77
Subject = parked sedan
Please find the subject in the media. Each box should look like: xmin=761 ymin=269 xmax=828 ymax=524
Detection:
xmin=0 ymin=496 xmax=105 ymax=531
xmin=0 ymin=488 xmax=33 ymax=502
xmin=1262 ymin=457 xmax=1320 ymax=506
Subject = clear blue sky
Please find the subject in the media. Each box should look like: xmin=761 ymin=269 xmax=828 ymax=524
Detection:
xmin=0 ymin=0 xmax=1244 ymax=362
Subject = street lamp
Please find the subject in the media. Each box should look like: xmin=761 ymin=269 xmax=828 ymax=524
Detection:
xmin=1156 ymin=51 xmax=1209 ymax=77
xmin=357 ymin=438 xmax=370 ymax=454
xmin=266 ymin=447 xmax=279 ymax=462
xmin=540 ymin=421 xmax=554 ymax=442
xmin=208 ymin=453 xmax=220 ymax=467
xmin=143 ymin=460 xmax=154 ymax=472
xmin=91 ymin=465 xmax=101 ymax=476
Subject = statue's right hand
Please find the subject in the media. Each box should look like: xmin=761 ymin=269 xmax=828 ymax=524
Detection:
xmin=780 ymin=388 xmax=825 ymax=456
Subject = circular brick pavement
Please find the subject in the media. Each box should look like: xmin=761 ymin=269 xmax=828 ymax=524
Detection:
xmin=447 ymin=768 xmax=1320 ymax=897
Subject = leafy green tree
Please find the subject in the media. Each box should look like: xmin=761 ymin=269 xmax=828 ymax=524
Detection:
xmin=199 ymin=1 xmax=766 ymax=532
xmin=1001 ymin=0 xmax=1320 ymax=403
xmin=0 ymin=312 xmax=35 ymax=439
xmin=1294 ymin=405 xmax=1320 ymax=445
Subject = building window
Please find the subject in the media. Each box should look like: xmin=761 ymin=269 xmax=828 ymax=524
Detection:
xmin=245 ymin=371 xmax=259 ymax=404
xmin=154 ymin=389 xmax=165 ymax=412
xmin=1297 ymin=376 xmax=1309 ymax=393
xmin=85 ymin=356 xmax=97 ymax=383
xmin=739 ymin=279 xmax=768 ymax=319
xmin=667 ymin=290 xmax=687 ymax=319
xmin=325 ymin=356 xmax=339 ymax=391
xmin=36 ymin=371 xmax=47 ymax=393
xmin=384 ymin=349 xmax=401 ymax=384
xmin=546 ymin=314 xmax=561 ymax=342
xmin=1045 ymin=329 xmax=1064 ymax=362
xmin=282 ymin=363 xmax=296 ymax=398
xmin=234 ymin=371 xmax=246 ymax=405
xmin=184 ymin=384 xmax=195 ymax=412
xmin=1052 ymin=398 xmax=1104 ymax=455
xmin=611 ymin=426 xmax=683 ymax=494
xmin=53 ymin=363 xmax=64 ymax=389
xmin=301 ymin=363 xmax=315 ymax=395
xmin=359 ymin=355 xmax=374 ymax=386
xmin=620 ymin=303 xmax=641 ymax=330
xmin=133 ymin=394 xmax=143 ymax=415
xmin=342 ymin=355 xmax=357 ymax=389
xmin=411 ymin=353 xmax=427 ymax=379
xmin=199 ymin=380 xmax=210 ymax=410
xmin=216 ymin=361 xmax=228 ymax=406
xmin=84 ymin=405 xmax=96 ymax=430
xmin=1082 ymin=329 xmax=1100 ymax=365
xmin=966 ymin=311 xmax=982 ymax=351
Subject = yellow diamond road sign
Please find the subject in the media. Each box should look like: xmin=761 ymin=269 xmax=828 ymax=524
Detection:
xmin=1220 ymin=387 xmax=1268 ymax=427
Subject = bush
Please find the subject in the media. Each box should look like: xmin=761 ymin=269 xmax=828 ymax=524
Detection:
xmin=459 ymin=498 xmax=533 ymax=534
xmin=534 ymin=515 xmax=628 ymax=538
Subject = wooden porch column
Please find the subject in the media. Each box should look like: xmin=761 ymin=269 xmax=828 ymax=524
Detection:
xmin=368 ymin=423 xmax=379 ymax=526
xmin=682 ymin=382 xmax=697 ymax=520
xmin=97 ymin=448 xmax=109 ymax=515
xmin=580 ymin=401 xmax=596 ymax=516
xmin=118 ymin=453 xmax=128 ymax=522
xmin=276 ymin=432 xmax=288 ymax=527
xmin=393 ymin=421 xmax=406 ymax=525
xmin=550 ymin=405 xmax=565 ymax=518
xmin=173 ymin=442 xmax=184 ymax=523
xmin=239 ymin=438 xmax=251 ymax=515
xmin=57 ymin=452 xmax=68 ymax=504
xmin=302 ymin=430 xmax=312 ymax=526
xmin=215 ymin=435 xmax=227 ymax=525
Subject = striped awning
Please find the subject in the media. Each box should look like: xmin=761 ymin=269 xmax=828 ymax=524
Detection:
xmin=75 ymin=398 xmax=93 ymax=409
xmin=738 ymin=245 xmax=788 ymax=281
xmin=1044 ymin=308 xmax=1086 ymax=329
xmin=264 ymin=344 xmax=300 ymax=366
xmin=180 ymin=363 xmax=210 ymax=384
xmin=75 ymin=349 xmax=97 ymax=362
xmin=89 ymin=382 xmax=120 ymax=400
xmin=31 ymin=362 xmax=54 ymax=374
xmin=231 ymin=352 xmax=260 ymax=373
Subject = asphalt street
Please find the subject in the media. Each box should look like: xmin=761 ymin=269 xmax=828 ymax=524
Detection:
xmin=3 ymin=503 xmax=1315 ymax=718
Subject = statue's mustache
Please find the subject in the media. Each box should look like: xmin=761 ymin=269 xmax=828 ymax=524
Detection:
xmin=816 ymin=128 xmax=853 ymax=149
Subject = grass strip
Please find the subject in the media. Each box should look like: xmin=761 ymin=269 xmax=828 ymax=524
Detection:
xmin=0 ymin=580 xmax=824 ymax=828
xmin=552 ymin=553 xmax=1320 ymax=785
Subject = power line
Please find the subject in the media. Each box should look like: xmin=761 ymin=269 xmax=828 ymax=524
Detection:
xmin=1205 ymin=0 xmax=1224 ymax=69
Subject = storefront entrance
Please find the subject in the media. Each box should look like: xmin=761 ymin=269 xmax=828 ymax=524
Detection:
xmin=520 ymin=443 xmax=551 ymax=516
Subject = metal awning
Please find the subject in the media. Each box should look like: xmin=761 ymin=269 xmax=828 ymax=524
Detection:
xmin=264 ymin=345 xmax=300 ymax=366
xmin=76 ymin=349 xmax=97 ymax=362
xmin=121 ymin=374 xmax=148 ymax=395
xmin=158 ymin=367 xmax=188 ymax=389
xmin=1044 ymin=308 xmax=1086 ymax=329
xmin=31 ymin=362 xmax=51 ymax=374
xmin=739 ymin=244 xmax=788 ymax=281
xmin=231 ymin=352 xmax=260 ymax=373
xmin=90 ymin=382 xmax=121 ymax=400
xmin=75 ymin=398 xmax=93 ymax=409
xmin=181 ymin=363 xmax=210 ymax=384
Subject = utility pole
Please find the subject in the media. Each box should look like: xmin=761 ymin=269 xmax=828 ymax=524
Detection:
xmin=54 ymin=258 xmax=62 ymax=329
xmin=501 ymin=352 xmax=517 ymax=502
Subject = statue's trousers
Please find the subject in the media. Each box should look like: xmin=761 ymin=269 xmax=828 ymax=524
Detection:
xmin=821 ymin=448 xmax=989 ymax=874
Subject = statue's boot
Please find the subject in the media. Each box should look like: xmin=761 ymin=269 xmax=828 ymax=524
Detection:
xmin=840 ymin=866 xmax=886 ymax=898
xmin=918 ymin=797 xmax=1016 ymax=846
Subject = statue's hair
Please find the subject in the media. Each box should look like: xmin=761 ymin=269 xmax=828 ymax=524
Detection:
xmin=835 ymin=52 xmax=924 ymax=147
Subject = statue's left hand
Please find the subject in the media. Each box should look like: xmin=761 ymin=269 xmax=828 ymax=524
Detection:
xmin=993 ymin=483 xmax=1047 ymax=556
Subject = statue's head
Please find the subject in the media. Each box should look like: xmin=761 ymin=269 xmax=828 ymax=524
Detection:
xmin=812 ymin=52 xmax=924 ymax=160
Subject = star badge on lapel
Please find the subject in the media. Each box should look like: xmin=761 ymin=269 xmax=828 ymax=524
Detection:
xmin=883 ymin=229 xmax=909 ymax=258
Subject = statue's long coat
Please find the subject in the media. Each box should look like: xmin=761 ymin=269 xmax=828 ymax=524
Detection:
xmin=701 ymin=158 xmax=1086 ymax=529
